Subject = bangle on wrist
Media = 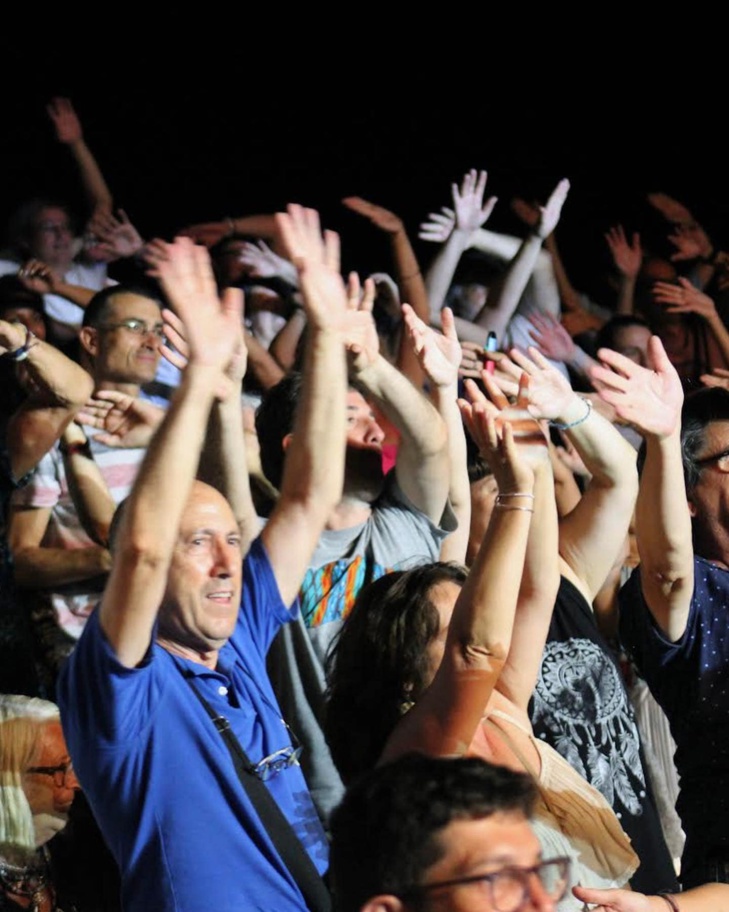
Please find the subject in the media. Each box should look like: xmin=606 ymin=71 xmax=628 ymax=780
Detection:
xmin=495 ymin=493 xmax=534 ymax=504
xmin=494 ymin=504 xmax=534 ymax=513
xmin=658 ymin=893 xmax=679 ymax=912
xmin=8 ymin=326 xmax=39 ymax=362
xmin=551 ymin=396 xmax=592 ymax=430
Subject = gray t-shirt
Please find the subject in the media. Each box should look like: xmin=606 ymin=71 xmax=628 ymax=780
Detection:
xmin=267 ymin=473 xmax=456 ymax=822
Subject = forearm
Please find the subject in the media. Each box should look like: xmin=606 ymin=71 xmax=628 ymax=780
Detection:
xmin=244 ymin=331 xmax=286 ymax=389
xmin=424 ymin=231 xmax=470 ymax=322
xmin=636 ymin=430 xmax=693 ymax=579
xmin=615 ymin=275 xmax=637 ymax=315
xmin=354 ymin=354 xmax=448 ymax=517
xmin=19 ymin=337 xmax=93 ymax=409
xmin=268 ymin=308 xmax=307 ymax=372
xmin=468 ymin=228 xmax=521 ymax=260
xmin=560 ymin=396 xmax=638 ymax=491
xmin=432 ymin=381 xmax=470 ymax=563
xmin=52 ymin=281 xmax=96 ymax=309
xmin=473 ymin=234 xmax=543 ymax=339
xmin=390 ymin=230 xmax=429 ymax=321
xmin=198 ymin=394 xmax=257 ymax=550
xmin=544 ymin=233 xmax=582 ymax=312
xmin=13 ymin=545 xmax=111 ymax=589
xmin=61 ymin=444 xmax=116 ymax=545
xmin=230 ymin=214 xmax=277 ymax=240
xmin=67 ymin=138 xmax=113 ymax=212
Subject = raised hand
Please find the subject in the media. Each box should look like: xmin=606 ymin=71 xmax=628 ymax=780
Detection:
xmin=418 ymin=206 xmax=456 ymax=244
xmin=534 ymin=178 xmax=570 ymax=239
xmin=76 ymin=391 xmax=165 ymax=448
xmin=237 ymin=239 xmax=299 ymax=286
xmin=604 ymin=225 xmax=642 ymax=278
xmin=653 ymin=277 xmax=718 ymax=320
xmin=274 ymin=204 xmax=348 ymax=332
xmin=46 ymin=96 xmax=83 ymax=144
xmin=342 ymin=273 xmax=379 ymax=373
xmin=146 ymin=237 xmax=242 ymax=375
xmin=17 ymin=259 xmax=58 ymax=294
xmin=402 ymin=304 xmax=461 ymax=388
xmin=647 ymin=191 xmax=696 ymax=227
xmin=451 ymin=169 xmax=497 ymax=236
xmin=88 ymin=208 xmax=145 ymax=259
xmin=572 ymin=883 xmax=652 ymax=911
xmin=342 ymin=196 xmax=404 ymax=235
xmin=486 ymin=346 xmax=579 ymax=422
xmin=591 ymin=335 xmax=683 ymax=439
xmin=667 ymin=221 xmax=713 ymax=262
xmin=527 ymin=311 xmax=576 ymax=363
xmin=459 ymin=372 xmax=548 ymax=476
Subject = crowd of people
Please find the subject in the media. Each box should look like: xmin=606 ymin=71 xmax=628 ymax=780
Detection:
xmin=2 ymin=98 xmax=729 ymax=912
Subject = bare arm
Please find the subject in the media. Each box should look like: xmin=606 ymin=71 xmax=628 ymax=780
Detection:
xmin=259 ymin=206 xmax=348 ymax=605
xmin=574 ymin=881 xmax=729 ymax=912
xmin=654 ymin=278 xmax=729 ymax=369
xmin=9 ymin=504 xmax=112 ymax=589
xmin=591 ymin=336 xmax=693 ymax=640
xmin=47 ymin=97 xmax=113 ymax=214
xmin=382 ymin=392 xmax=538 ymax=762
xmin=99 ymin=239 xmax=242 ymax=667
xmin=346 ymin=286 xmax=449 ymax=523
xmin=2 ymin=321 xmax=94 ymax=480
xmin=493 ymin=346 xmax=639 ymax=602
xmin=402 ymin=304 xmax=469 ymax=561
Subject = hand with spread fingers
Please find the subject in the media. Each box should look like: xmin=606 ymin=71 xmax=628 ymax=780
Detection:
xmin=591 ymin=335 xmax=684 ymax=439
xmin=418 ymin=206 xmax=456 ymax=244
xmin=605 ymin=224 xmax=642 ymax=278
xmin=528 ymin=311 xmax=576 ymax=364
xmin=485 ymin=346 xmax=582 ymax=424
xmin=76 ymin=391 xmax=165 ymax=448
xmin=653 ymin=277 xmax=718 ymax=320
xmin=402 ymin=304 xmax=461 ymax=389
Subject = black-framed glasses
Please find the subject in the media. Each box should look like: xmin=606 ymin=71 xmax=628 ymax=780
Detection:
xmin=26 ymin=761 xmax=75 ymax=788
xmin=696 ymin=446 xmax=729 ymax=472
xmin=97 ymin=318 xmax=165 ymax=338
xmin=247 ymin=724 xmax=303 ymax=782
xmin=400 ymin=856 xmax=570 ymax=912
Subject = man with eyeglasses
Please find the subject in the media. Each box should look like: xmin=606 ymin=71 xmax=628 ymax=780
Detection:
xmin=330 ymin=753 xmax=729 ymax=912
xmin=592 ymin=335 xmax=729 ymax=891
xmin=57 ymin=214 xmax=347 ymax=912
xmin=9 ymin=284 xmax=165 ymax=693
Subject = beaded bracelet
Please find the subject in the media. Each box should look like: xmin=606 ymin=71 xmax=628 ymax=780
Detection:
xmin=550 ymin=396 xmax=592 ymax=430
xmin=9 ymin=326 xmax=38 ymax=362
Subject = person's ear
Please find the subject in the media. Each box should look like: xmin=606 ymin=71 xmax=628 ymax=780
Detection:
xmin=687 ymin=496 xmax=697 ymax=518
xmin=361 ymin=895 xmax=405 ymax=912
xmin=78 ymin=326 xmax=99 ymax=359
xmin=282 ymin=432 xmax=294 ymax=451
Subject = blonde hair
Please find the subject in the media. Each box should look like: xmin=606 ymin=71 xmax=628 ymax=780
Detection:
xmin=0 ymin=695 xmax=60 ymax=854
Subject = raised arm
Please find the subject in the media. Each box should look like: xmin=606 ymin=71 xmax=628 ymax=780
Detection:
xmin=259 ymin=205 xmax=348 ymax=605
xmin=493 ymin=345 xmax=639 ymax=601
xmin=382 ymin=384 xmax=539 ymax=761
xmin=604 ymin=225 xmax=642 ymax=316
xmin=99 ymin=238 xmax=241 ymax=667
xmin=472 ymin=179 xmax=570 ymax=340
xmin=591 ymin=336 xmax=692 ymax=640
xmin=653 ymin=278 xmax=729 ymax=369
xmin=401 ymin=304 xmax=469 ymax=561
xmin=2 ymin=321 xmax=93 ymax=479
xmin=421 ymin=169 xmax=497 ymax=324
xmin=46 ymin=97 xmax=113 ymax=215
xmin=345 ymin=280 xmax=449 ymax=523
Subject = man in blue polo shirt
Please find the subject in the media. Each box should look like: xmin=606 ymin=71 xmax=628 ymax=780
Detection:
xmin=57 ymin=210 xmax=348 ymax=912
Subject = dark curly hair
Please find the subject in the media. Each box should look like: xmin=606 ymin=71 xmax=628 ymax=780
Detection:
xmin=324 ymin=562 xmax=467 ymax=785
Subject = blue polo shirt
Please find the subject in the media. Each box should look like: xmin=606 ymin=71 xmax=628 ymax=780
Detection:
xmin=58 ymin=536 xmax=328 ymax=912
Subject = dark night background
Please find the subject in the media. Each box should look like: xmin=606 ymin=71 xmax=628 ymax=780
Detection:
xmin=3 ymin=35 xmax=726 ymax=305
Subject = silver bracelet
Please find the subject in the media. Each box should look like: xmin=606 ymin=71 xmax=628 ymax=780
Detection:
xmin=550 ymin=396 xmax=592 ymax=430
xmin=9 ymin=326 xmax=38 ymax=362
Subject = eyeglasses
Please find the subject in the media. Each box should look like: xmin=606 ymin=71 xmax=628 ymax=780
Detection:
xmin=247 ymin=724 xmax=303 ymax=782
xmin=400 ymin=856 xmax=570 ymax=912
xmin=98 ymin=318 xmax=165 ymax=339
xmin=696 ymin=446 xmax=729 ymax=472
xmin=26 ymin=761 xmax=75 ymax=788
